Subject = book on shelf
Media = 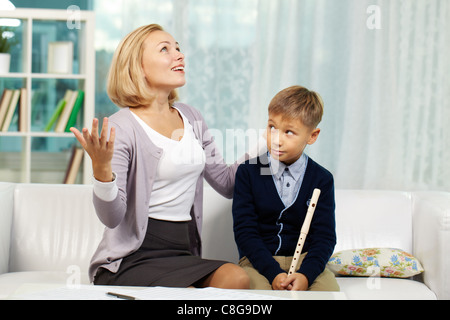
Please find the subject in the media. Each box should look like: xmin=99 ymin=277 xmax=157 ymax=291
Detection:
xmin=64 ymin=146 xmax=84 ymax=184
xmin=44 ymin=97 xmax=67 ymax=132
xmin=0 ymin=89 xmax=13 ymax=130
xmin=0 ymin=87 xmax=29 ymax=132
xmin=54 ymin=90 xmax=77 ymax=132
xmin=47 ymin=89 xmax=84 ymax=133
xmin=65 ymin=90 xmax=84 ymax=132
xmin=1 ymin=89 xmax=21 ymax=132
xmin=19 ymin=88 xmax=28 ymax=132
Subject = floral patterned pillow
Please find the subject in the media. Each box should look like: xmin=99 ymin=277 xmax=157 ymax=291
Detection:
xmin=327 ymin=248 xmax=424 ymax=278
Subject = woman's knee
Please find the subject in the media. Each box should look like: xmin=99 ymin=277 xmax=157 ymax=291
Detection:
xmin=225 ymin=263 xmax=250 ymax=289
xmin=213 ymin=263 xmax=250 ymax=289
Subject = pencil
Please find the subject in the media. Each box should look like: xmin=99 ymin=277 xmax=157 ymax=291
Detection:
xmin=107 ymin=291 xmax=139 ymax=300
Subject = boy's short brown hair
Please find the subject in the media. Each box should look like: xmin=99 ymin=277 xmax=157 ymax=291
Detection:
xmin=268 ymin=85 xmax=323 ymax=128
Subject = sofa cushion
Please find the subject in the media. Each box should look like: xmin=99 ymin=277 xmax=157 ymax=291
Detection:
xmin=334 ymin=190 xmax=413 ymax=253
xmin=202 ymin=186 xmax=239 ymax=263
xmin=9 ymin=184 xmax=104 ymax=274
xmin=328 ymin=248 xmax=424 ymax=278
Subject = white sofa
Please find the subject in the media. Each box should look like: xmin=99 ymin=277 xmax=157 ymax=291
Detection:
xmin=0 ymin=182 xmax=449 ymax=300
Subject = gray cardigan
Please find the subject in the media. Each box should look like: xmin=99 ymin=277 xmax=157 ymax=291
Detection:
xmin=88 ymin=103 xmax=244 ymax=282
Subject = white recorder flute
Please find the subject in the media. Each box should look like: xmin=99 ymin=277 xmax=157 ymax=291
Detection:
xmin=288 ymin=188 xmax=321 ymax=276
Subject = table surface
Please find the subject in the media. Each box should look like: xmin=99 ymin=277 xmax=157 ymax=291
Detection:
xmin=6 ymin=283 xmax=347 ymax=300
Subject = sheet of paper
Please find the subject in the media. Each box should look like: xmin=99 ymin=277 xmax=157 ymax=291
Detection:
xmin=13 ymin=285 xmax=116 ymax=300
xmin=122 ymin=287 xmax=291 ymax=300
xmin=14 ymin=285 xmax=292 ymax=300
xmin=14 ymin=285 xmax=134 ymax=300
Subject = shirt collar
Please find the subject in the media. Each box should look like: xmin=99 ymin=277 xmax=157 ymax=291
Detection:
xmin=269 ymin=152 xmax=308 ymax=182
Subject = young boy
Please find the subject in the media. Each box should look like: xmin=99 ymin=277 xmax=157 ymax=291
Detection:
xmin=232 ymin=86 xmax=339 ymax=291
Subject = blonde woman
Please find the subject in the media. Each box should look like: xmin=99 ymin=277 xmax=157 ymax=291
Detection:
xmin=71 ymin=24 xmax=250 ymax=289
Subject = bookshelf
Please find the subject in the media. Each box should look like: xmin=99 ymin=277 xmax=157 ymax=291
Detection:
xmin=0 ymin=8 xmax=94 ymax=184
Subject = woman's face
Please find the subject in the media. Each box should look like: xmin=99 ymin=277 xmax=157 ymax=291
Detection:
xmin=141 ymin=30 xmax=186 ymax=94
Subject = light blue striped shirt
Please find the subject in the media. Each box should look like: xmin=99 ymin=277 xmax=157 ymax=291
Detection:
xmin=269 ymin=153 xmax=308 ymax=207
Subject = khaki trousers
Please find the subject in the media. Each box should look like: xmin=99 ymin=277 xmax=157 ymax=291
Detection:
xmin=239 ymin=253 xmax=340 ymax=291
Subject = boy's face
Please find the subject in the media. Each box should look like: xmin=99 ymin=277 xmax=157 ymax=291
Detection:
xmin=266 ymin=113 xmax=320 ymax=165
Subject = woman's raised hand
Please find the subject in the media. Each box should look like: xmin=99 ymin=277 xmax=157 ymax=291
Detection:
xmin=70 ymin=117 xmax=115 ymax=182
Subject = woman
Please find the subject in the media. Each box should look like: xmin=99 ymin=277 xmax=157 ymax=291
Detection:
xmin=70 ymin=24 xmax=250 ymax=288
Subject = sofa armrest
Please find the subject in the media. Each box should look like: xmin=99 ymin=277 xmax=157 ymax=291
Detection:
xmin=412 ymin=191 xmax=450 ymax=300
xmin=0 ymin=183 xmax=15 ymax=275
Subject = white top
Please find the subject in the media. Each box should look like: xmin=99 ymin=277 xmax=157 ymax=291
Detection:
xmin=131 ymin=107 xmax=205 ymax=221
xmin=92 ymin=106 xmax=268 ymax=220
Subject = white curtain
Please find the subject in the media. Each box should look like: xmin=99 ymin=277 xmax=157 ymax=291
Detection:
xmin=94 ymin=0 xmax=450 ymax=191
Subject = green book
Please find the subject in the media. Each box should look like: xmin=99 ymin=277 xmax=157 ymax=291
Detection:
xmin=44 ymin=99 xmax=66 ymax=132
xmin=65 ymin=90 xmax=84 ymax=132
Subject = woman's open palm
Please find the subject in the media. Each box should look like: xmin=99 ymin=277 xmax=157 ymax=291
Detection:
xmin=70 ymin=117 xmax=115 ymax=182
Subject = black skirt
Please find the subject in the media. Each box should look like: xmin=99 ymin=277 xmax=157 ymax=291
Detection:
xmin=94 ymin=218 xmax=228 ymax=287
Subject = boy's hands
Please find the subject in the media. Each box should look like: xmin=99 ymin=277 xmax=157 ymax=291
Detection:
xmin=272 ymin=272 xmax=309 ymax=291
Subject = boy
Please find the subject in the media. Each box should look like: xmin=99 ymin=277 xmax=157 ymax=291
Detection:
xmin=232 ymin=86 xmax=339 ymax=291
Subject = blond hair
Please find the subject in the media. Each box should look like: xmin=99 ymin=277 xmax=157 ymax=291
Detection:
xmin=268 ymin=85 xmax=323 ymax=128
xmin=107 ymin=24 xmax=179 ymax=108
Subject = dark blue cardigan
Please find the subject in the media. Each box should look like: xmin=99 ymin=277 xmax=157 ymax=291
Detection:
xmin=232 ymin=153 xmax=336 ymax=285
